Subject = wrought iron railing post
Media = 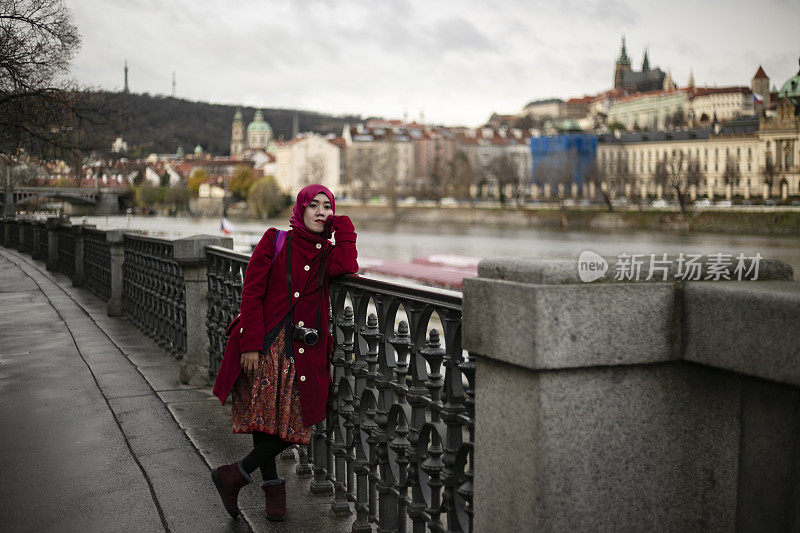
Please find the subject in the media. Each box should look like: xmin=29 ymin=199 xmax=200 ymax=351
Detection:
xmin=173 ymin=236 xmax=232 ymax=386
xmin=45 ymin=217 xmax=60 ymax=271
xmin=106 ymin=230 xmax=125 ymax=316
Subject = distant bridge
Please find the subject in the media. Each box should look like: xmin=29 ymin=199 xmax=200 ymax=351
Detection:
xmin=1 ymin=186 xmax=127 ymax=215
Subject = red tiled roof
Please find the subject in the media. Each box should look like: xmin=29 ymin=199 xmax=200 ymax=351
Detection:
xmin=328 ymin=137 xmax=346 ymax=149
xmin=566 ymin=96 xmax=594 ymax=104
xmin=690 ymin=86 xmax=752 ymax=97
xmin=752 ymin=66 xmax=768 ymax=80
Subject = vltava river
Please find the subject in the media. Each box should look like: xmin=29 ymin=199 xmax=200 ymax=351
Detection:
xmin=78 ymin=215 xmax=800 ymax=280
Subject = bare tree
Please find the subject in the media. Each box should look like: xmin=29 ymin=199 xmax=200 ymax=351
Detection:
xmin=488 ymin=153 xmax=519 ymax=207
xmin=448 ymin=150 xmax=473 ymax=203
xmin=533 ymin=150 xmax=576 ymax=202
xmin=301 ymin=154 xmax=326 ymax=187
xmin=721 ymin=155 xmax=741 ymax=198
xmin=653 ymin=152 xmax=702 ymax=213
xmin=0 ymin=0 xmax=117 ymax=164
xmin=762 ymin=158 xmax=777 ymax=199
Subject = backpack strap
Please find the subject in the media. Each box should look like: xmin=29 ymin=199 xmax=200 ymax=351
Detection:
xmin=274 ymin=229 xmax=287 ymax=257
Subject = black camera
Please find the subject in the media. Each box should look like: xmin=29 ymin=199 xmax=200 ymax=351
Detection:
xmin=291 ymin=325 xmax=319 ymax=345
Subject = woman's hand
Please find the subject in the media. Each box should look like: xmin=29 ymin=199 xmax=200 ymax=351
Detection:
xmin=240 ymin=351 xmax=259 ymax=373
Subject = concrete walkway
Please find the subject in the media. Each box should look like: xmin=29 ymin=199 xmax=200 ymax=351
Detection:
xmin=0 ymin=248 xmax=355 ymax=533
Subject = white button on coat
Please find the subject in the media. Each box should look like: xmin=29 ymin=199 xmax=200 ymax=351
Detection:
xmin=316 ymin=243 xmax=322 ymax=249
xmin=300 ymin=375 xmax=306 ymax=381
xmin=297 ymin=321 xmax=304 ymax=327
xmin=298 ymin=348 xmax=304 ymax=354
xmin=239 ymin=327 xmax=243 ymax=334
xmin=304 ymin=265 xmax=310 ymax=271
xmin=294 ymin=292 xmax=300 ymax=298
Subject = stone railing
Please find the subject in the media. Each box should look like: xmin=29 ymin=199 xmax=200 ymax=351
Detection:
xmin=205 ymin=245 xmax=475 ymax=532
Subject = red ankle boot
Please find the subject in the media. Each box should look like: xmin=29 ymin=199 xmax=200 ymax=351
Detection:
xmin=261 ymin=477 xmax=286 ymax=521
xmin=211 ymin=461 xmax=252 ymax=518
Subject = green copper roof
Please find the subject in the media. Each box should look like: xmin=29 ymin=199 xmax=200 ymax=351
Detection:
xmin=777 ymin=58 xmax=800 ymax=102
xmin=233 ymin=108 xmax=243 ymax=121
xmin=246 ymin=110 xmax=272 ymax=133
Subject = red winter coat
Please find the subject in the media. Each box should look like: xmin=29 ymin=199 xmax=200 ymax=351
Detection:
xmin=213 ymin=215 xmax=358 ymax=426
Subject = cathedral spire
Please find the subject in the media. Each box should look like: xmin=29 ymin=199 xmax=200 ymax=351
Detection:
xmin=617 ymin=35 xmax=630 ymax=65
xmin=642 ymin=47 xmax=650 ymax=71
xmin=688 ymin=68 xmax=695 ymax=89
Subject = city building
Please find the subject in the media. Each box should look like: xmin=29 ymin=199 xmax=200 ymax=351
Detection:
xmin=341 ymin=123 xmax=415 ymax=200
xmin=273 ymin=134 xmax=341 ymax=196
xmin=521 ymin=98 xmax=564 ymax=120
xmin=607 ymin=90 xmax=689 ymax=131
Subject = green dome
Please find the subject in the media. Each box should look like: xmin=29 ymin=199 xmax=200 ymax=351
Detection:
xmin=777 ymin=58 xmax=800 ymax=104
xmin=246 ymin=110 xmax=272 ymax=133
xmin=233 ymin=108 xmax=243 ymax=121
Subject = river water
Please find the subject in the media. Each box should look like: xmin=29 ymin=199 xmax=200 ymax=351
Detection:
xmin=77 ymin=215 xmax=800 ymax=280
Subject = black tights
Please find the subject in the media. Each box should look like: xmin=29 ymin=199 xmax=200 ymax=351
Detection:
xmin=241 ymin=432 xmax=293 ymax=481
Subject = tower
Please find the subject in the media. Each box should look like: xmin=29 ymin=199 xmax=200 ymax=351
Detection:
xmin=751 ymin=65 xmax=770 ymax=108
xmin=663 ymin=68 xmax=675 ymax=91
xmin=688 ymin=68 xmax=695 ymax=90
xmin=641 ymin=47 xmax=650 ymax=71
xmin=124 ymin=61 xmax=129 ymax=93
xmin=230 ymin=108 xmax=244 ymax=157
xmin=614 ymin=35 xmax=632 ymax=89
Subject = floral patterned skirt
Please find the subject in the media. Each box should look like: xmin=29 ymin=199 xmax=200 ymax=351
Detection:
xmin=231 ymin=328 xmax=312 ymax=445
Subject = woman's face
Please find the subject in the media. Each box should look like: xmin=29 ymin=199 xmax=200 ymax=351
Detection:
xmin=303 ymin=192 xmax=333 ymax=233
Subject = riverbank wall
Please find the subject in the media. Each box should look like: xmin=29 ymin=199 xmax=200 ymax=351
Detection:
xmin=330 ymin=204 xmax=800 ymax=236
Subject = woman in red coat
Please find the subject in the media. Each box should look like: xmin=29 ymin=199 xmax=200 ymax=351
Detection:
xmin=211 ymin=184 xmax=358 ymax=521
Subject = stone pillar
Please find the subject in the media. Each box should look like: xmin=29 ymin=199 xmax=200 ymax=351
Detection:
xmin=463 ymin=257 xmax=800 ymax=532
xmin=543 ymin=184 xmax=551 ymax=199
xmin=173 ymin=235 xmax=233 ymax=386
xmin=571 ymin=183 xmax=578 ymax=199
xmin=690 ymin=184 xmax=697 ymax=201
xmin=106 ymin=230 xmax=125 ymax=317
xmin=45 ymin=217 xmax=61 ymax=271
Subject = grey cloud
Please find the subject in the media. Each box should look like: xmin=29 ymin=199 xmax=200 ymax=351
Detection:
xmin=429 ymin=16 xmax=499 ymax=54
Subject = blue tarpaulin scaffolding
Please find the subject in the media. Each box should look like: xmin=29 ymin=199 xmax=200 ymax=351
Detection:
xmin=529 ymin=134 xmax=598 ymax=187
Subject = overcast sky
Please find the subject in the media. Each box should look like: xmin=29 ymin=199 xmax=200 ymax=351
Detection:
xmin=67 ymin=0 xmax=799 ymax=126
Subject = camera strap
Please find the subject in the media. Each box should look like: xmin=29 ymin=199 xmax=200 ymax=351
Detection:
xmin=285 ymin=231 xmax=327 ymax=337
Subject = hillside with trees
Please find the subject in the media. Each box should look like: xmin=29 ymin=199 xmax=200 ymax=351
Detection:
xmin=105 ymin=92 xmax=361 ymax=157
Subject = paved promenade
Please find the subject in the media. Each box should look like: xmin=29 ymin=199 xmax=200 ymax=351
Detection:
xmin=0 ymin=248 xmax=354 ymax=532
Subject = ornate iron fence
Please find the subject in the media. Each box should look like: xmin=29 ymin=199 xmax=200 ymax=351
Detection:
xmin=35 ymin=222 xmax=49 ymax=260
xmin=206 ymin=246 xmax=248 ymax=377
xmin=83 ymin=228 xmax=112 ymax=301
xmin=58 ymin=223 xmax=76 ymax=279
xmin=204 ymin=245 xmax=474 ymax=532
xmin=123 ymin=234 xmax=186 ymax=359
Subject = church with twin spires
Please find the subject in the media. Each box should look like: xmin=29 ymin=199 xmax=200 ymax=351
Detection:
xmin=230 ymin=108 xmax=274 ymax=157
xmin=613 ymin=36 xmax=669 ymax=93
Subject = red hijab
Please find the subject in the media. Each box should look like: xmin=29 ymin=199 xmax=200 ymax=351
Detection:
xmin=289 ymin=185 xmax=336 ymax=242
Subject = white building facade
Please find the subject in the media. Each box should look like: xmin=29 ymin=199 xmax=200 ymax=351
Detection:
xmin=274 ymin=135 xmax=341 ymax=196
